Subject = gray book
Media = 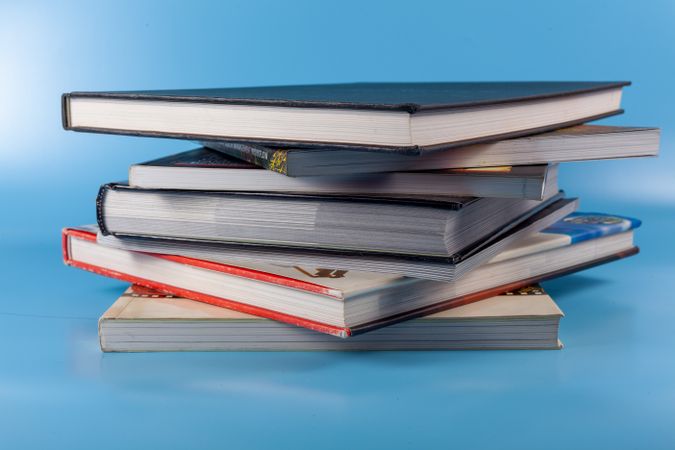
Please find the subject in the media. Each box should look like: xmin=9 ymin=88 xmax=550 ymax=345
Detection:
xmin=96 ymin=197 xmax=577 ymax=282
xmin=96 ymin=184 xmax=563 ymax=258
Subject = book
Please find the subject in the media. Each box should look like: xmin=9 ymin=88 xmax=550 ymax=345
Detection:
xmin=129 ymin=148 xmax=558 ymax=200
xmin=62 ymin=81 xmax=628 ymax=153
xmin=97 ymin=197 xmax=578 ymax=282
xmin=205 ymin=125 xmax=660 ymax=176
xmin=63 ymin=214 xmax=639 ymax=337
xmin=96 ymin=183 xmax=562 ymax=258
xmin=99 ymin=284 xmax=563 ymax=352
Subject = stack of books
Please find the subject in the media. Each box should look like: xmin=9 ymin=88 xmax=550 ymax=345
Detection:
xmin=61 ymin=82 xmax=659 ymax=351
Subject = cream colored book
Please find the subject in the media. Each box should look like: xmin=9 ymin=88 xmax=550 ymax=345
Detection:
xmin=99 ymin=285 xmax=564 ymax=352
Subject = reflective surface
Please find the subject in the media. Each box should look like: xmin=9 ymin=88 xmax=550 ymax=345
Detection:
xmin=1 ymin=209 xmax=675 ymax=448
xmin=1 ymin=1 xmax=674 ymax=448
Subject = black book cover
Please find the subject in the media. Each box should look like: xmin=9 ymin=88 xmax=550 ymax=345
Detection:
xmin=138 ymin=147 xmax=256 ymax=170
xmin=198 ymin=142 xmax=290 ymax=174
xmin=65 ymin=81 xmax=628 ymax=112
xmin=63 ymin=81 xmax=628 ymax=154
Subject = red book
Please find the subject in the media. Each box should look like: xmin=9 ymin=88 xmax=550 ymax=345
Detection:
xmin=63 ymin=224 xmax=638 ymax=338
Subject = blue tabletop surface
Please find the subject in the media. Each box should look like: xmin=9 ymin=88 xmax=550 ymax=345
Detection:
xmin=3 ymin=200 xmax=675 ymax=450
xmin=2 ymin=1 xmax=675 ymax=448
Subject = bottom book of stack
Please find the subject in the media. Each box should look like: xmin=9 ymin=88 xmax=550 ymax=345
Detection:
xmin=99 ymin=285 xmax=563 ymax=352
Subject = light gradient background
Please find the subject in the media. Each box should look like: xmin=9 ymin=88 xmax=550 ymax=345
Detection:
xmin=0 ymin=1 xmax=673 ymax=449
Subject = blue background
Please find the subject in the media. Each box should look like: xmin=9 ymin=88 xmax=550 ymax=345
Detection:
xmin=1 ymin=1 xmax=673 ymax=448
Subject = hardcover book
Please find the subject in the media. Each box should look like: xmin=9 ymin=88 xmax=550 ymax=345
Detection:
xmin=62 ymin=81 xmax=628 ymax=153
xmin=129 ymin=148 xmax=558 ymax=200
xmin=99 ymin=284 xmax=564 ymax=352
xmin=97 ymin=197 xmax=578 ymax=282
xmin=63 ymin=213 xmax=640 ymax=337
xmin=95 ymin=183 xmax=563 ymax=258
xmin=204 ymin=125 xmax=660 ymax=176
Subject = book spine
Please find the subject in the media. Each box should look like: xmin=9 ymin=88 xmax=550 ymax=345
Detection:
xmin=61 ymin=93 xmax=71 ymax=129
xmin=96 ymin=184 xmax=113 ymax=235
xmin=210 ymin=142 xmax=289 ymax=175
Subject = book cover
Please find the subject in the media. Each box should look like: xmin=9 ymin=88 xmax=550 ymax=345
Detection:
xmin=490 ymin=213 xmax=642 ymax=263
xmin=64 ymin=81 xmax=629 ymax=113
xmin=63 ymin=212 xmax=639 ymax=337
xmin=140 ymin=147 xmax=256 ymax=169
xmin=62 ymin=81 xmax=628 ymax=153
xmin=542 ymin=213 xmax=641 ymax=243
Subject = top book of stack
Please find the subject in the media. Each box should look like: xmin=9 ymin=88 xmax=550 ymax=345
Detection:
xmin=62 ymin=81 xmax=629 ymax=154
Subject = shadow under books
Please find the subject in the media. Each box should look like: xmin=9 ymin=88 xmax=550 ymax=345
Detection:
xmin=541 ymin=274 xmax=610 ymax=299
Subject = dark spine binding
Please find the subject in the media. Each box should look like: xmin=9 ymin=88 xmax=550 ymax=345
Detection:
xmin=96 ymin=184 xmax=113 ymax=235
xmin=61 ymin=93 xmax=71 ymax=129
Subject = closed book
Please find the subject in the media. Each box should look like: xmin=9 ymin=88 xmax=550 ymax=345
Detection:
xmin=64 ymin=213 xmax=640 ymax=337
xmin=96 ymin=183 xmax=562 ymax=258
xmin=99 ymin=284 xmax=563 ymax=352
xmin=97 ymin=197 xmax=578 ymax=282
xmin=129 ymin=148 xmax=557 ymax=200
xmin=205 ymin=125 xmax=660 ymax=176
xmin=62 ymin=81 xmax=628 ymax=153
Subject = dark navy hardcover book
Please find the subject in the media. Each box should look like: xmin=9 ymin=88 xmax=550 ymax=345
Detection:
xmin=63 ymin=81 xmax=628 ymax=154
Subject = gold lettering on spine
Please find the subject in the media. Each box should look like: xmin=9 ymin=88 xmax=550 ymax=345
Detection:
xmin=268 ymin=150 xmax=288 ymax=174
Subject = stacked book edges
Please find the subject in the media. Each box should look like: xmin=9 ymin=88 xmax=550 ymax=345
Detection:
xmin=59 ymin=81 xmax=658 ymax=351
xmin=63 ymin=81 xmax=631 ymax=151
xmin=100 ymin=284 xmax=564 ymax=352
xmin=64 ymin=213 xmax=640 ymax=338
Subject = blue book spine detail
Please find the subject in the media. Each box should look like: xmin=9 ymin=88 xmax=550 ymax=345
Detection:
xmin=542 ymin=212 xmax=641 ymax=244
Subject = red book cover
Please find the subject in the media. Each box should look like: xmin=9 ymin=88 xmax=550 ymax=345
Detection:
xmin=63 ymin=227 xmax=638 ymax=338
xmin=63 ymin=227 xmax=349 ymax=337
